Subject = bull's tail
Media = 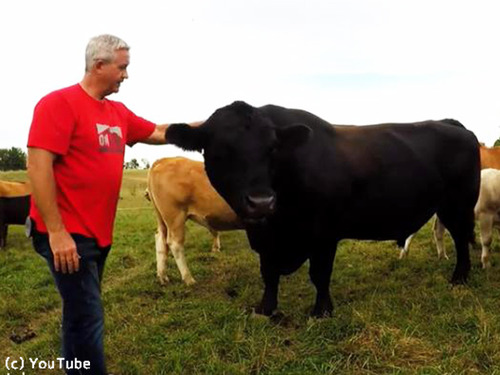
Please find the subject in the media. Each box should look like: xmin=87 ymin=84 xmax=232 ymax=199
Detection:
xmin=469 ymin=227 xmax=477 ymax=247
xmin=471 ymin=232 xmax=477 ymax=247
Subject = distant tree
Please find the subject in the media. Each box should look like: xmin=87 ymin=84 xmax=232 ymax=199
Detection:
xmin=141 ymin=158 xmax=150 ymax=169
xmin=494 ymin=138 xmax=500 ymax=147
xmin=0 ymin=147 xmax=27 ymax=171
xmin=124 ymin=158 xmax=140 ymax=169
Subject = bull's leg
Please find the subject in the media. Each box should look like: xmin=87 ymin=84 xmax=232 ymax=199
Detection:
xmin=309 ymin=246 xmax=337 ymax=317
xmin=0 ymin=224 xmax=6 ymax=249
xmin=209 ymin=229 xmax=221 ymax=253
xmin=167 ymin=214 xmax=196 ymax=285
xmin=155 ymin=223 xmax=170 ymax=285
xmin=433 ymin=217 xmax=448 ymax=260
xmin=255 ymin=254 xmax=280 ymax=316
xmin=478 ymin=213 xmax=494 ymax=269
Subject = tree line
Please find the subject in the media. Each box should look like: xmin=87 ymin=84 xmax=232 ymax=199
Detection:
xmin=0 ymin=148 xmax=151 ymax=171
xmin=0 ymin=147 xmax=26 ymax=171
xmin=124 ymin=158 xmax=150 ymax=170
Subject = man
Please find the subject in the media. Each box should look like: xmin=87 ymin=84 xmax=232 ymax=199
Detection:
xmin=27 ymin=34 xmax=200 ymax=375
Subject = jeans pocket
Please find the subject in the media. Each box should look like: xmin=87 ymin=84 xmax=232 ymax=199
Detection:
xmin=75 ymin=240 xmax=101 ymax=262
xmin=32 ymin=232 xmax=52 ymax=260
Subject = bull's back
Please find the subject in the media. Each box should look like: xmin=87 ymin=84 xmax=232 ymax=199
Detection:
xmin=335 ymin=121 xmax=479 ymax=183
xmin=305 ymin=121 xmax=479 ymax=239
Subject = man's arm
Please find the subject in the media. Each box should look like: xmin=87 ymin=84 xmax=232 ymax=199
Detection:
xmin=27 ymin=147 xmax=79 ymax=274
xmin=141 ymin=121 xmax=204 ymax=145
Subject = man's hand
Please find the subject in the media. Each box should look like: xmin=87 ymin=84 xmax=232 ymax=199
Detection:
xmin=143 ymin=121 xmax=205 ymax=144
xmin=49 ymin=229 xmax=80 ymax=274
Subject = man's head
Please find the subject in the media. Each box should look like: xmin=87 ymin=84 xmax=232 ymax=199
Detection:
xmin=84 ymin=34 xmax=130 ymax=97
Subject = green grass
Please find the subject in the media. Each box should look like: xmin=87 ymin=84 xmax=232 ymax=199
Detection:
xmin=1 ymin=170 xmax=500 ymax=374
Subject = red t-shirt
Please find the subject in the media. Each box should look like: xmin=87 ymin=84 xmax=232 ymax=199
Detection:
xmin=27 ymin=84 xmax=156 ymax=247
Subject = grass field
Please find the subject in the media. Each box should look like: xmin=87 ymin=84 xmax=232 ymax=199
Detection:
xmin=1 ymin=169 xmax=500 ymax=374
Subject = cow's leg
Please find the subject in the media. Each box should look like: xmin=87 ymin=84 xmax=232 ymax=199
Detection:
xmin=155 ymin=222 xmax=170 ymax=285
xmin=166 ymin=214 xmax=196 ymax=285
xmin=255 ymin=254 xmax=280 ymax=316
xmin=437 ymin=208 xmax=473 ymax=284
xmin=433 ymin=217 xmax=448 ymax=260
xmin=478 ymin=213 xmax=493 ymax=269
xmin=209 ymin=229 xmax=221 ymax=253
xmin=399 ymin=234 xmax=414 ymax=259
xmin=309 ymin=246 xmax=337 ymax=317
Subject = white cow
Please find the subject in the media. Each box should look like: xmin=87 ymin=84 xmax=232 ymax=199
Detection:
xmin=469 ymin=168 xmax=500 ymax=268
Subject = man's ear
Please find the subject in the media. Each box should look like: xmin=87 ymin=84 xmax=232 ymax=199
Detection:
xmin=166 ymin=123 xmax=207 ymax=152
xmin=93 ymin=59 xmax=107 ymax=73
xmin=276 ymin=124 xmax=312 ymax=149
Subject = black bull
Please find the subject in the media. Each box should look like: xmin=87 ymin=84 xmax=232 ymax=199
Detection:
xmin=0 ymin=195 xmax=30 ymax=248
xmin=166 ymin=101 xmax=480 ymax=317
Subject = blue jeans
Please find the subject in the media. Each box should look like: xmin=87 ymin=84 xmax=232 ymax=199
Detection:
xmin=33 ymin=231 xmax=110 ymax=375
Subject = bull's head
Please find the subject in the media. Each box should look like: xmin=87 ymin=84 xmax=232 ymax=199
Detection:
xmin=166 ymin=101 xmax=311 ymax=224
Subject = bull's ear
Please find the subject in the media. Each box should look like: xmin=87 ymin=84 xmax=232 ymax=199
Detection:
xmin=276 ymin=124 xmax=312 ymax=149
xmin=166 ymin=123 xmax=207 ymax=152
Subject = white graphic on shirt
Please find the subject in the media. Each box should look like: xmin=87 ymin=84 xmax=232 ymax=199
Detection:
xmin=96 ymin=124 xmax=124 ymax=153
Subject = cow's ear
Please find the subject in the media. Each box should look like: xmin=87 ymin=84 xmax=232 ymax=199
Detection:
xmin=276 ymin=124 xmax=312 ymax=149
xmin=166 ymin=123 xmax=207 ymax=152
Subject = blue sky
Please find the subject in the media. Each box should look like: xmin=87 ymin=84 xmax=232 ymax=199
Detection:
xmin=1 ymin=0 xmax=499 ymax=164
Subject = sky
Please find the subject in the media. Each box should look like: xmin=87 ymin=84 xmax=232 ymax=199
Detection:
xmin=1 ymin=0 xmax=499 ymax=165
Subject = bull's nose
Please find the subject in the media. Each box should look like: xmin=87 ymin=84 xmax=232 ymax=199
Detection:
xmin=245 ymin=194 xmax=276 ymax=215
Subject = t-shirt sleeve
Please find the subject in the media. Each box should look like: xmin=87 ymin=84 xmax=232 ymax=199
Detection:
xmin=27 ymin=92 xmax=75 ymax=155
xmin=122 ymin=105 xmax=156 ymax=146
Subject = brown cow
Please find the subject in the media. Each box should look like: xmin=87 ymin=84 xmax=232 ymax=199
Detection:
xmin=480 ymin=144 xmax=500 ymax=169
xmin=147 ymin=157 xmax=243 ymax=285
xmin=0 ymin=180 xmax=31 ymax=197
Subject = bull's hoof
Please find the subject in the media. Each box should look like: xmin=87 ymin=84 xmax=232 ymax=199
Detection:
xmin=451 ymin=273 xmax=468 ymax=285
xmin=269 ymin=311 xmax=286 ymax=324
xmin=311 ymin=299 xmax=333 ymax=318
xmin=254 ymin=304 xmax=276 ymax=317
xmin=311 ymin=306 xmax=333 ymax=318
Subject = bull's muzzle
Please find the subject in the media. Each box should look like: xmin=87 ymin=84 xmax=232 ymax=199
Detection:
xmin=244 ymin=193 xmax=276 ymax=218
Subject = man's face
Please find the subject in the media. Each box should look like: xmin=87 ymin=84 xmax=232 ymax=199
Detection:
xmin=99 ymin=49 xmax=129 ymax=96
